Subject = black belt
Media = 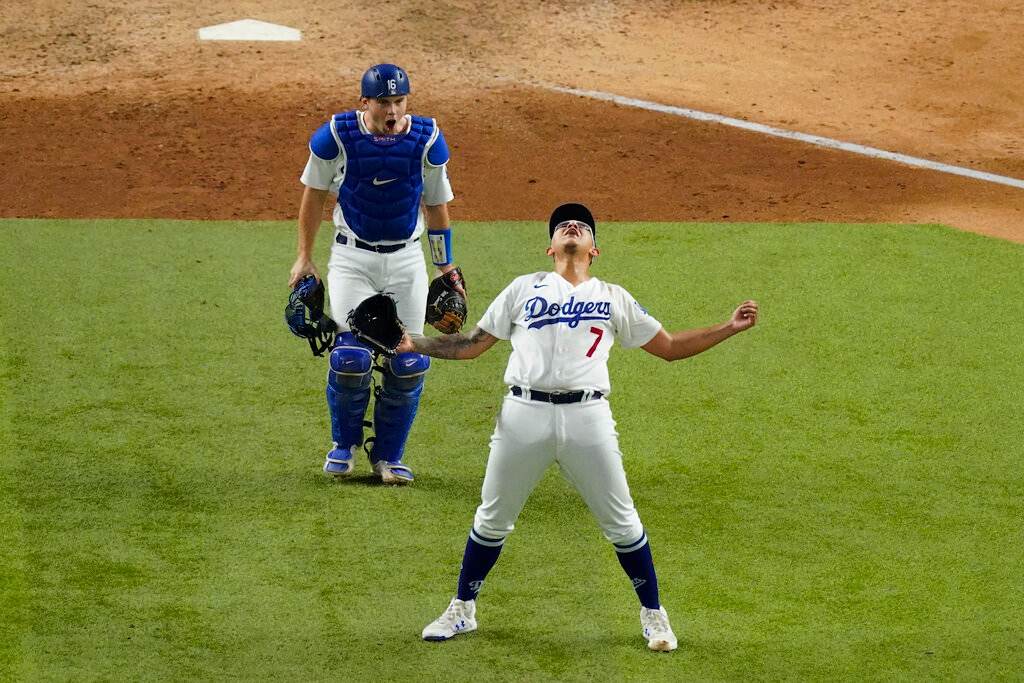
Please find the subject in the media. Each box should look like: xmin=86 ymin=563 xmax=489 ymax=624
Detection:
xmin=511 ymin=386 xmax=603 ymax=404
xmin=336 ymin=234 xmax=417 ymax=253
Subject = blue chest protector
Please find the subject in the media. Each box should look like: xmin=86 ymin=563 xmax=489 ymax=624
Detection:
xmin=332 ymin=111 xmax=435 ymax=242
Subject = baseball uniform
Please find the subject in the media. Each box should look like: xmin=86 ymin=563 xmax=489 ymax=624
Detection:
xmin=300 ymin=109 xmax=453 ymax=334
xmin=472 ymin=271 xmax=661 ymax=545
xmin=419 ymin=203 xmax=707 ymax=651
xmin=295 ymin=63 xmax=458 ymax=485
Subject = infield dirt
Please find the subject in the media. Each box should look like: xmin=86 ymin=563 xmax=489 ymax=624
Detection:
xmin=2 ymin=1 xmax=1021 ymax=241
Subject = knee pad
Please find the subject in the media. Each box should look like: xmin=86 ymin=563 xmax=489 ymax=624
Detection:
xmin=329 ymin=332 xmax=373 ymax=389
xmin=382 ymin=352 xmax=430 ymax=392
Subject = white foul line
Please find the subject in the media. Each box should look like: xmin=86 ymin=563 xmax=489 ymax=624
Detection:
xmin=541 ymin=84 xmax=1024 ymax=190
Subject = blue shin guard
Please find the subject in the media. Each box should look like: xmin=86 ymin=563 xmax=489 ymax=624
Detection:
xmin=369 ymin=352 xmax=429 ymax=465
xmin=326 ymin=333 xmax=373 ymax=451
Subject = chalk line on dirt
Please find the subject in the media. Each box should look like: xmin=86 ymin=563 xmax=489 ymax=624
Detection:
xmin=538 ymin=84 xmax=1024 ymax=190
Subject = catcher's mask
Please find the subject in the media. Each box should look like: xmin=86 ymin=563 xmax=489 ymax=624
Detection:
xmin=285 ymin=276 xmax=337 ymax=356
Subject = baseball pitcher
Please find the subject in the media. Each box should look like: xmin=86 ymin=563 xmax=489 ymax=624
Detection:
xmin=396 ymin=203 xmax=759 ymax=651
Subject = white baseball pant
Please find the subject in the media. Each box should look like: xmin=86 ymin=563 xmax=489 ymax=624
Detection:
xmin=473 ymin=395 xmax=645 ymax=546
xmin=326 ymin=237 xmax=428 ymax=335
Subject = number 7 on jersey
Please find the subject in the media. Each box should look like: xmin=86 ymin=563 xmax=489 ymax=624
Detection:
xmin=586 ymin=326 xmax=603 ymax=357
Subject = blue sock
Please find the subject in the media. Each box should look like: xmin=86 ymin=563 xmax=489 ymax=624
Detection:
xmin=456 ymin=529 xmax=505 ymax=601
xmin=614 ymin=534 xmax=661 ymax=610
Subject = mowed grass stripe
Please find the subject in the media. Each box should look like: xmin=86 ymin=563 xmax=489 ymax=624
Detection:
xmin=2 ymin=218 xmax=1022 ymax=681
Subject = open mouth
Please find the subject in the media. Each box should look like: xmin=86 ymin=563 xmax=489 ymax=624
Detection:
xmin=384 ymin=118 xmax=397 ymax=132
xmin=560 ymin=223 xmax=584 ymax=237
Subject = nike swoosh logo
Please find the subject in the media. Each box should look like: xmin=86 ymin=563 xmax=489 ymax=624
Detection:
xmin=533 ymin=283 xmax=548 ymax=289
xmin=372 ymin=177 xmax=398 ymax=186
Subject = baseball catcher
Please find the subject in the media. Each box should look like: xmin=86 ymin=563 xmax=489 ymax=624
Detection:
xmin=285 ymin=275 xmax=337 ymax=356
xmin=426 ymin=267 xmax=468 ymax=334
xmin=347 ymin=293 xmax=406 ymax=357
xmin=288 ymin=63 xmax=460 ymax=484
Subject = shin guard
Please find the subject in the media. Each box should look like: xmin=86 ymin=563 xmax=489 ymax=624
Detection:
xmin=326 ymin=333 xmax=373 ymax=450
xmin=369 ymin=352 xmax=429 ymax=464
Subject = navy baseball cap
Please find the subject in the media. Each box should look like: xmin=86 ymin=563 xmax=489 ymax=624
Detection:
xmin=361 ymin=64 xmax=410 ymax=98
xmin=549 ymin=203 xmax=596 ymax=240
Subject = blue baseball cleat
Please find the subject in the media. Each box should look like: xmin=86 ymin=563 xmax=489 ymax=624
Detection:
xmin=372 ymin=460 xmax=414 ymax=485
xmin=323 ymin=445 xmax=354 ymax=477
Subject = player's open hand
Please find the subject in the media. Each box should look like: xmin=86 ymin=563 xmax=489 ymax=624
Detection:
xmin=289 ymin=258 xmax=321 ymax=288
xmin=730 ymin=300 xmax=759 ymax=332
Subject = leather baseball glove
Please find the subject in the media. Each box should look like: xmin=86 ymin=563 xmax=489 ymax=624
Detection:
xmin=347 ymin=293 xmax=405 ymax=357
xmin=426 ymin=267 xmax=468 ymax=334
xmin=285 ymin=275 xmax=337 ymax=356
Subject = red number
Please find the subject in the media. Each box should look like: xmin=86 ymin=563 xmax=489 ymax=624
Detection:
xmin=586 ymin=326 xmax=603 ymax=357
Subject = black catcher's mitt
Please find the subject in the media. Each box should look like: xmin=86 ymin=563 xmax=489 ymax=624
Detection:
xmin=285 ymin=276 xmax=337 ymax=357
xmin=426 ymin=267 xmax=468 ymax=334
xmin=347 ymin=293 xmax=405 ymax=357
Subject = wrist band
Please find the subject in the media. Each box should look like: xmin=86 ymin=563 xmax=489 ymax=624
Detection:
xmin=427 ymin=228 xmax=453 ymax=266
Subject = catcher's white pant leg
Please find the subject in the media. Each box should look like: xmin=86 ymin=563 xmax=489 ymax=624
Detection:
xmin=473 ymin=398 xmax=557 ymax=539
xmin=555 ymin=400 xmax=645 ymax=546
xmin=327 ymin=245 xmax=379 ymax=331
xmin=327 ymin=240 xmax=428 ymax=335
xmin=380 ymin=243 xmax=428 ymax=335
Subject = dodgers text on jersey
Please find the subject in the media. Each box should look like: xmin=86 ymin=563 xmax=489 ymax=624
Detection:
xmin=523 ymin=295 xmax=612 ymax=329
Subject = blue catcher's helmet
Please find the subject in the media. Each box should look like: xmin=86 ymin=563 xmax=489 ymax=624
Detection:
xmin=360 ymin=64 xmax=410 ymax=98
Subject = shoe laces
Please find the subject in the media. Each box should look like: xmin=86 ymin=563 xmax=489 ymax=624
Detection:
xmin=644 ymin=608 xmax=671 ymax=634
xmin=441 ymin=599 xmax=466 ymax=625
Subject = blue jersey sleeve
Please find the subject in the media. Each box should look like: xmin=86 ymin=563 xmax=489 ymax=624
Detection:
xmin=426 ymin=128 xmax=450 ymax=166
xmin=309 ymin=122 xmax=340 ymax=160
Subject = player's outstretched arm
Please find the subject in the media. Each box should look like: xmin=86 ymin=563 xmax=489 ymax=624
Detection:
xmin=289 ymin=187 xmax=331 ymax=287
xmin=642 ymin=300 xmax=759 ymax=361
xmin=397 ymin=326 xmax=499 ymax=360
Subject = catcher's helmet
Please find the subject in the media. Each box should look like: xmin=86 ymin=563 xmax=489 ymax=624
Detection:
xmin=549 ymin=203 xmax=596 ymax=240
xmin=361 ymin=64 xmax=410 ymax=98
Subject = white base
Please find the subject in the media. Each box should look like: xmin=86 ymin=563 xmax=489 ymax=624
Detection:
xmin=198 ymin=19 xmax=301 ymax=42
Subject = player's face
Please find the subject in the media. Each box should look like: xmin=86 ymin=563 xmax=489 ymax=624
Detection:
xmin=548 ymin=220 xmax=598 ymax=257
xmin=362 ymin=95 xmax=408 ymax=134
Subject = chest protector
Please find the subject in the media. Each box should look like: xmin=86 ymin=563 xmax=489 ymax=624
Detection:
xmin=333 ymin=111 xmax=435 ymax=242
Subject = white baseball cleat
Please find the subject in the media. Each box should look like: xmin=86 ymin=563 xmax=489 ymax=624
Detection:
xmin=640 ymin=606 xmax=678 ymax=652
xmin=372 ymin=460 xmax=414 ymax=485
xmin=422 ymin=598 xmax=477 ymax=641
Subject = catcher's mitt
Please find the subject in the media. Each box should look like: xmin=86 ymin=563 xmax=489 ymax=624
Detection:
xmin=426 ymin=267 xmax=468 ymax=334
xmin=285 ymin=275 xmax=337 ymax=356
xmin=347 ymin=293 xmax=405 ymax=357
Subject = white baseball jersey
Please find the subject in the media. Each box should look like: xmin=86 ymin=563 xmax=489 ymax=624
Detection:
xmin=477 ymin=272 xmax=662 ymax=395
xmin=471 ymin=271 xmax=662 ymax=547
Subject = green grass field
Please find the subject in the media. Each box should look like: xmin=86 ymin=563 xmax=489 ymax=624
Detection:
xmin=2 ymin=218 xmax=1022 ymax=681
